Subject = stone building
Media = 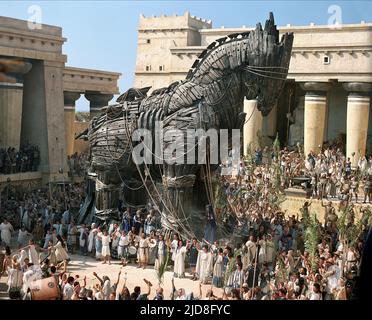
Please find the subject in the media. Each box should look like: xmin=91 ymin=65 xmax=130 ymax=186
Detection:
xmin=0 ymin=16 xmax=121 ymax=185
xmin=134 ymin=12 xmax=372 ymax=166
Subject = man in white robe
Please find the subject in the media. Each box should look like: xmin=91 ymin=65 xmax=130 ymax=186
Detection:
xmin=196 ymin=245 xmax=214 ymax=284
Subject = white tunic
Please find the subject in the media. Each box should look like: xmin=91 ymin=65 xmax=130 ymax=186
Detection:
xmin=196 ymin=250 xmax=213 ymax=283
xmin=171 ymin=240 xmax=178 ymax=261
xmin=55 ymin=241 xmax=69 ymax=262
xmin=7 ymin=268 xmax=23 ymax=291
xmin=101 ymin=235 xmax=111 ymax=257
xmin=0 ymin=222 xmax=13 ymax=246
xmin=118 ymin=235 xmax=129 ymax=257
xmin=28 ymin=244 xmax=39 ymax=265
xmin=173 ymin=246 xmax=187 ymax=277
xmin=245 ymin=240 xmax=257 ymax=265
xmin=88 ymin=229 xmax=97 ymax=252
xmin=17 ymin=230 xmax=28 ymax=246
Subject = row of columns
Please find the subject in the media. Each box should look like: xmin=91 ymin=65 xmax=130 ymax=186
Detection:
xmin=63 ymin=92 xmax=113 ymax=156
xmin=302 ymin=82 xmax=372 ymax=167
xmin=243 ymin=81 xmax=372 ymax=167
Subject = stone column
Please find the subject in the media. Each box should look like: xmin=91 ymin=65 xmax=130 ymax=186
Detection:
xmin=261 ymin=102 xmax=277 ymax=146
xmin=300 ymin=82 xmax=331 ymax=156
xmin=343 ymin=82 xmax=372 ymax=167
xmin=63 ymin=91 xmax=81 ymax=156
xmin=0 ymin=60 xmax=32 ymax=149
xmin=22 ymin=60 xmax=68 ymax=182
xmin=85 ymin=92 xmax=113 ymax=119
xmin=243 ymin=99 xmax=263 ymax=156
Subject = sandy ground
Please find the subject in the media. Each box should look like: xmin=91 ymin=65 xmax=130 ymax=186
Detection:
xmin=0 ymin=250 xmax=224 ymax=300
xmin=65 ymin=254 xmax=224 ymax=299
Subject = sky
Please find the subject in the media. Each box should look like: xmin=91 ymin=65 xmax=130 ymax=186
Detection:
xmin=1 ymin=0 xmax=372 ymax=111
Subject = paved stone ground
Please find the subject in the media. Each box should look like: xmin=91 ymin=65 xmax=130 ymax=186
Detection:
xmin=0 ymin=249 xmax=223 ymax=300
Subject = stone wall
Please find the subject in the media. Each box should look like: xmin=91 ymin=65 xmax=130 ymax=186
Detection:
xmin=281 ymin=196 xmax=364 ymax=223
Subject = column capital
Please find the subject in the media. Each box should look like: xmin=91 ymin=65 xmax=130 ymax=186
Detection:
xmin=342 ymin=82 xmax=372 ymax=97
xmin=63 ymin=91 xmax=81 ymax=106
xmin=85 ymin=92 xmax=114 ymax=113
xmin=0 ymin=58 xmax=32 ymax=84
xmin=300 ymin=82 xmax=332 ymax=96
xmin=85 ymin=92 xmax=113 ymax=105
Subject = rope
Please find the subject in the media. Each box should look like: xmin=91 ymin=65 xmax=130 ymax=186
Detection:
xmin=242 ymin=66 xmax=287 ymax=81
xmin=103 ymin=107 xmax=146 ymax=191
xmin=205 ymin=74 xmax=234 ymax=107
xmin=123 ymin=109 xmax=196 ymax=240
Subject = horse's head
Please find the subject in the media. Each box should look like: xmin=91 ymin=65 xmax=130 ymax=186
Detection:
xmin=241 ymin=13 xmax=293 ymax=116
xmin=187 ymin=12 xmax=293 ymax=117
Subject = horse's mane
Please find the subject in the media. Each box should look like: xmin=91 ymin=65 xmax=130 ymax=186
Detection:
xmin=185 ymin=12 xmax=279 ymax=80
xmin=185 ymin=31 xmax=251 ymax=80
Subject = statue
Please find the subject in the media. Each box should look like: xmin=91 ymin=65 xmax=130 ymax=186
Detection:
xmin=288 ymin=96 xmax=305 ymax=146
xmin=79 ymin=13 xmax=293 ymax=238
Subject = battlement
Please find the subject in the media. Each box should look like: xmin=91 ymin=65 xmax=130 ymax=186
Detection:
xmin=138 ymin=11 xmax=212 ymax=31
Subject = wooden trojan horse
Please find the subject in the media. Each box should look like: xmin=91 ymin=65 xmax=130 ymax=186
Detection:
xmin=80 ymin=13 xmax=293 ymax=238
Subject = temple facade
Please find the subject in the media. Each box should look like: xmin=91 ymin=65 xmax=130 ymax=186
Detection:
xmin=134 ymin=12 xmax=372 ymax=166
xmin=0 ymin=16 xmax=121 ymax=184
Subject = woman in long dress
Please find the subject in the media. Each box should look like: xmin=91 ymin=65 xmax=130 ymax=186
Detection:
xmin=0 ymin=219 xmax=13 ymax=247
xmin=173 ymin=240 xmax=188 ymax=278
xmin=100 ymin=230 xmax=111 ymax=265
xmin=47 ymin=240 xmax=58 ymax=265
xmin=265 ymin=235 xmax=276 ymax=272
xmin=258 ymin=235 xmax=268 ymax=265
xmin=0 ymin=246 xmax=12 ymax=278
xmin=137 ymin=232 xmax=149 ymax=269
xmin=18 ymin=249 xmax=28 ymax=269
xmin=212 ymin=248 xmax=224 ymax=288
xmin=147 ymin=231 xmax=157 ymax=265
xmin=17 ymin=227 xmax=30 ymax=249
xmin=196 ymin=245 xmax=214 ymax=284
xmin=55 ymin=235 xmax=69 ymax=263
xmin=19 ymin=239 xmax=41 ymax=266
xmin=6 ymin=258 xmax=23 ymax=299
xmin=188 ymin=238 xmax=199 ymax=280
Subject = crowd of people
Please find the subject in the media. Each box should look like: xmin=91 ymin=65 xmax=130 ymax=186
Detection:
xmin=0 ymin=182 xmax=86 ymax=232
xmin=244 ymin=144 xmax=372 ymax=202
xmin=67 ymin=153 xmax=89 ymax=178
xmin=0 ymin=142 xmax=371 ymax=300
xmin=0 ymin=145 xmax=40 ymax=174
